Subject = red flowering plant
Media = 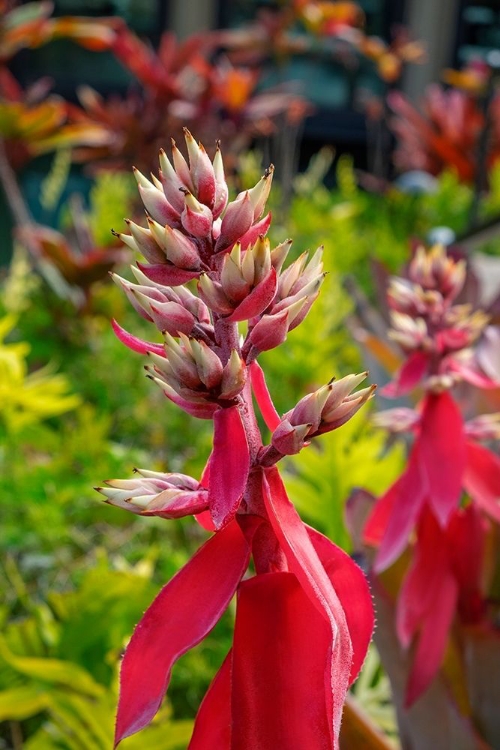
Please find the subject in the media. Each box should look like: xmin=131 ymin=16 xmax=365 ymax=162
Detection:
xmin=96 ymin=130 xmax=375 ymax=748
xmin=388 ymin=80 xmax=500 ymax=182
xmin=359 ymin=245 xmax=500 ymax=746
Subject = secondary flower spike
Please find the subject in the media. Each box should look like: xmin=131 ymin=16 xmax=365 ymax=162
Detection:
xmin=97 ymin=131 xmax=375 ymax=748
xmin=363 ymin=244 xmax=500 ymax=708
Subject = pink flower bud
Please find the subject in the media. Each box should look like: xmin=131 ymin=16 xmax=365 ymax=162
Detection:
xmin=181 ymin=191 xmax=213 ymax=238
xmin=216 ymin=192 xmax=254 ymax=252
xmin=287 ymin=385 xmax=331 ymax=432
xmin=159 ymin=148 xmax=186 ymax=213
xmin=120 ymin=221 xmax=166 ymax=264
xmin=111 ymin=274 xmax=162 ymax=321
xmin=247 ymin=165 xmax=274 ymax=220
xmin=164 ymin=225 xmax=201 ymax=270
xmin=190 ymin=338 xmax=224 ymax=389
xmin=220 ymin=350 xmax=247 ymax=399
xmin=136 ymin=261 xmax=200 ymax=286
xmin=97 ymin=469 xmax=208 ymax=518
xmin=212 ymin=143 xmax=229 ymax=219
xmin=138 ymin=184 xmax=179 ymax=226
xmin=171 ymin=138 xmax=193 ymax=190
xmin=271 ymin=419 xmax=312 ymax=455
xmin=183 ymin=128 xmax=216 ymax=208
xmin=246 ymin=309 xmax=290 ymax=353
xmin=144 ymin=298 xmax=196 ymax=336
xmin=318 ymin=384 xmax=376 ymax=433
xmin=198 ymin=274 xmax=234 ymax=315
xmin=271 ymin=239 xmax=292 ymax=273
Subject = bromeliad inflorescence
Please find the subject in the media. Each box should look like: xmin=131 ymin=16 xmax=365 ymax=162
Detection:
xmin=364 ymin=245 xmax=500 ymax=706
xmin=97 ymin=129 xmax=375 ymax=749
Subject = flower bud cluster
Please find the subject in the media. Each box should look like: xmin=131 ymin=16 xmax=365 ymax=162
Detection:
xmin=101 ymin=131 xmax=375 ymax=520
xmin=112 ymin=131 xmax=329 ymax=411
xmin=97 ymin=469 xmax=208 ymax=518
xmin=388 ymin=245 xmax=489 ymax=358
xmin=114 ymin=129 xmax=273 ymax=283
xmin=270 ymin=373 xmax=376 ymax=456
xmin=146 ymin=334 xmax=246 ymax=405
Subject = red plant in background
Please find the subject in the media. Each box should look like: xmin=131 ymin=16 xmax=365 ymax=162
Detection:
xmin=362 ymin=245 xmax=500 ymax=708
xmin=215 ymin=1 xmax=423 ymax=86
xmin=388 ymin=79 xmax=500 ymax=182
xmin=96 ymin=130 xmax=375 ymax=748
xmin=69 ymin=22 xmax=310 ymax=175
xmin=0 ymin=2 xmax=122 ymax=170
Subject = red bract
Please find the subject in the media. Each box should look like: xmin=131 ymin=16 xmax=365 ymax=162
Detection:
xmin=363 ymin=244 xmax=500 ymax=707
xmin=97 ymin=132 xmax=375 ymax=747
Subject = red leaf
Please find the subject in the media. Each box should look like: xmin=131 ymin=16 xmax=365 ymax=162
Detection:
xmin=447 ymin=504 xmax=485 ymax=623
xmin=363 ymin=486 xmax=396 ymax=547
xmin=382 ymin=350 xmax=430 ymax=398
xmin=209 ymin=406 xmax=250 ymax=530
xmin=249 ymin=361 xmax=281 ymax=431
xmin=419 ymin=392 xmax=465 ymax=526
xmin=111 ymin=319 xmax=165 ymax=356
xmin=405 ymin=565 xmax=458 ymax=707
xmin=189 ymin=652 xmax=232 ymax=749
xmin=262 ymin=467 xmax=353 ymax=748
xmin=231 ymin=572 xmax=333 ymax=750
xmin=373 ymin=444 xmax=427 ymax=573
xmin=307 ymin=527 xmax=374 ymax=685
xmin=463 ymin=440 xmax=500 ymax=523
xmin=114 ymin=521 xmax=249 ymax=746
xmin=396 ymin=509 xmax=448 ymax=647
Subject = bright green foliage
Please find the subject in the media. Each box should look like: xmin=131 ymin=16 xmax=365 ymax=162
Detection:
xmin=0 ymin=558 xmax=193 ymax=749
xmin=87 ymin=171 xmax=137 ymax=248
xmin=283 ymin=410 xmax=404 ymax=550
xmin=0 ymin=315 xmax=80 ymax=434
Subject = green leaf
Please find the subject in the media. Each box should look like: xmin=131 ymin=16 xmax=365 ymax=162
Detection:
xmin=0 ymin=637 xmax=104 ymax=698
xmin=0 ymin=685 xmax=48 ymax=721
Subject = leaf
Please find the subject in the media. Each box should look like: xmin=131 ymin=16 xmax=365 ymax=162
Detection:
xmin=189 ymin=652 xmax=232 ymax=749
xmin=262 ymin=466 xmax=354 ymax=749
xmin=419 ymin=392 xmax=466 ymax=526
xmin=208 ymin=406 xmax=250 ymax=529
xmin=0 ymin=685 xmax=48 ymax=721
xmin=463 ymin=441 xmax=500 ymax=523
xmin=231 ymin=572 xmax=333 ymax=749
xmin=0 ymin=637 xmax=103 ymax=697
xmin=249 ymin=361 xmax=281 ymax=431
xmin=115 ymin=521 xmax=250 ymax=745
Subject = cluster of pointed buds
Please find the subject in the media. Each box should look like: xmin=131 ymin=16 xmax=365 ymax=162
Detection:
xmin=388 ymin=245 xmax=489 ymax=356
xmin=382 ymin=244 xmax=500 ymax=396
xmin=146 ymin=334 xmax=246 ymax=408
xmin=114 ymin=128 xmax=274 ymax=286
xmin=268 ymin=373 xmax=376 ymax=457
xmin=407 ymin=244 xmax=466 ymax=299
xmin=97 ymin=469 xmax=208 ymax=518
xmin=111 ymin=130 xmax=330 ymax=413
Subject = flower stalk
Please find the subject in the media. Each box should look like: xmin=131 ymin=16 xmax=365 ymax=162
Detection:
xmin=97 ymin=130 xmax=375 ymax=748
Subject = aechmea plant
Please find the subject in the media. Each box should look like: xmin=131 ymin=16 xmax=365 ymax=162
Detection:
xmin=363 ymin=245 xmax=500 ymax=709
xmin=97 ymin=129 xmax=375 ymax=748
